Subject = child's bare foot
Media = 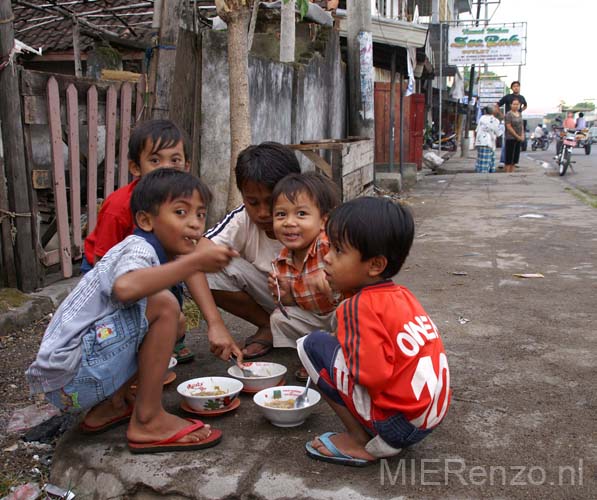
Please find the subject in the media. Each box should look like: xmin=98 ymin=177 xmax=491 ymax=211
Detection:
xmin=242 ymin=326 xmax=273 ymax=359
xmin=82 ymin=398 xmax=132 ymax=430
xmin=127 ymin=411 xmax=212 ymax=444
xmin=310 ymin=432 xmax=376 ymax=461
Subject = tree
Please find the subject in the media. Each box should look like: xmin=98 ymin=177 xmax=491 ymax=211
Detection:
xmin=215 ymin=0 xmax=252 ymax=210
xmin=215 ymin=0 xmax=310 ymax=210
xmin=572 ymin=101 xmax=595 ymax=112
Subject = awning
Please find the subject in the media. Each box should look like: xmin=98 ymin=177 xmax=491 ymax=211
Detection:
xmin=335 ymin=12 xmax=428 ymax=49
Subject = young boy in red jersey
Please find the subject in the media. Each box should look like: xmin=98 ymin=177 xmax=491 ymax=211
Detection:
xmin=83 ymin=120 xmax=231 ymax=363
xmin=298 ymin=197 xmax=451 ymax=466
xmin=268 ymin=172 xmax=342 ymax=381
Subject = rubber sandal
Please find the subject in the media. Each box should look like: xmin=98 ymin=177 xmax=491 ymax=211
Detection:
xmin=128 ymin=418 xmax=222 ymax=454
xmin=242 ymin=334 xmax=273 ymax=360
xmin=80 ymin=405 xmax=134 ymax=434
xmin=305 ymin=432 xmax=376 ymax=467
xmin=173 ymin=341 xmax=195 ymax=364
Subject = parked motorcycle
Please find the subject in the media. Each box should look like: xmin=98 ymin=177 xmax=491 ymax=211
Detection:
xmin=556 ymin=128 xmax=577 ymax=176
xmin=425 ymin=131 xmax=458 ymax=152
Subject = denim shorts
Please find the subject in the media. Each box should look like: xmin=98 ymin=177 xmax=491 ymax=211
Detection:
xmin=299 ymin=331 xmax=433 ymax=450
xmin=46 ymin=299 xmax=148 ymax=412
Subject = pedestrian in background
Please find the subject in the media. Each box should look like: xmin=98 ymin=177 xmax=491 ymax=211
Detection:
xmin=497 ymin=81 xmax=527 ymax=166
xmin=504 ymin=98 xmax=524 ymax=173
xmin=474 ymin=105 xmax=502 ymax=173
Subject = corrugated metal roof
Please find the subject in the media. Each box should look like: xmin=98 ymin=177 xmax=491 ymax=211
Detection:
xmin=12 ymin=0 xmax=156 ymax=52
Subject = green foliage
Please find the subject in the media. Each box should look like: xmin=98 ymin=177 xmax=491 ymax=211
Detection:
xmin=183 ymin=298 xmax=203 ymax=330
xmin=283 ymin=0 xmax=310 ymax=19
xmin=572 ymin=101 xmax=595 ymax=111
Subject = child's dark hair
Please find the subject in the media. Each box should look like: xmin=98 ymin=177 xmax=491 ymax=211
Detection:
xmin=130 ymin=168 xmax=212 ymax=222
xmin=271 ymin=171 xmax=341 ymax=216
xmin=235 ymin=142 xmax=301 ymax=191
xmin=326 ymin=197 xmax=414 ymax=279
xmin=128 ymin=119 xmax=189 ymax=166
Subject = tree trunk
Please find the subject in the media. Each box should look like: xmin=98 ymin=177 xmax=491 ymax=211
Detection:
xmin=217 ymin=0 xmax=252 ymax=211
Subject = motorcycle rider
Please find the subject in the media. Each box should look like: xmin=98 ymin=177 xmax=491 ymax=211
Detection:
xmin=534 ymin=124 xmax=544 ymax=139
xmin=563 ymin=111 xmax=575 ymax=129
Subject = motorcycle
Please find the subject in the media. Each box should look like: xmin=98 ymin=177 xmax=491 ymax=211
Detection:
xmin=555 ymin=128 xmax=577 ymax=176
xmin=530 ymin=133 xmax=549 ymax=151
xmin=425 ymin=130 xmax=458 ymax=152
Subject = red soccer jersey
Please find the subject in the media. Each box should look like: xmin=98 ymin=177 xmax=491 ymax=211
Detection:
xmin=84 ymin=179 xmax=139 ymax=264
xmin=336 ymin=280 xmax=451 ymax=430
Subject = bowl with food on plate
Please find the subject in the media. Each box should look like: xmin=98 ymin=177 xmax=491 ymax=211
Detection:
xmin=177 ymin=376 xmax=243 ymax=411
xmin=227 ymin=361 xmax=287 ymax=393
xmin=253 ymin=385 xmax=321 ymax=427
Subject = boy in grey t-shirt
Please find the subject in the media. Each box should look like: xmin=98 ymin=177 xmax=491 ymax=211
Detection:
xmin=26 ymin=169 xmax=239 ymax=453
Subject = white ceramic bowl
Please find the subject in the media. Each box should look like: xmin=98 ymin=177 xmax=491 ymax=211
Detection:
xmin=177 ymin=376 xmax=243 ymax=411
xmin=227 ymin=362 xmax=287 ymax=392
xmin=253 ymin=385 xmax=321 ymax=427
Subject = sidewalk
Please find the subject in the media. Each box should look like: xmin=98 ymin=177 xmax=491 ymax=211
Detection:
xmin=3 ymin=153 xmax=596 ymax=499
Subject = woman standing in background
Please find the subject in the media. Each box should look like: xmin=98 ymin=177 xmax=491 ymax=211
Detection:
xmin=504 ymin=98 xmax=524 ymax=173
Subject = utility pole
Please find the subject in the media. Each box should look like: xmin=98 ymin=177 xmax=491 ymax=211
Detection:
xmin=346 ymin=0 xmax=374 ymax=138
xmin=461 ymin=0 xmax=482 ymax=157
xmin=0 ymin=1 xmax=40 ymax=290
xmin=280 ymin=0 xmax=295 ymax=63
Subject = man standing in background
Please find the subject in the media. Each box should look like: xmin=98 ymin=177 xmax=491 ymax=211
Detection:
xmin=497 ymin=81 xmax=528 ymax=167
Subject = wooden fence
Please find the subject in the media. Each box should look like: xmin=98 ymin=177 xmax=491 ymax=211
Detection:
xmin=1 ymin=69 xmax=146 ymax=286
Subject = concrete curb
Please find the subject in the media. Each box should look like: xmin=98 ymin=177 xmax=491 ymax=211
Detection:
xmin=0 ymin=278 xmax=79 ymax=333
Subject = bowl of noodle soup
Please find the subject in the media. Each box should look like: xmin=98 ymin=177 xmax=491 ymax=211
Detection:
xmin=253 ymin=385 xmax=321 ymax=427
xmin=177 ymin=377 xmax=243 ymax=411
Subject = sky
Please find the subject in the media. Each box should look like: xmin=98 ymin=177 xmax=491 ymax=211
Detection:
xmin=460 ymin=0 xmax=596 ymax=115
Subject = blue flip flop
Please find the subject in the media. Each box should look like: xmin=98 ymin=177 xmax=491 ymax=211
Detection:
xmin=305 ymin=432 xmax=376 ymax=467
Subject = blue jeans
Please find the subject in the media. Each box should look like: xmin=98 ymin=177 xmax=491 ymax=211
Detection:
xmin=46 ymin=300 xmax=148 ymax=412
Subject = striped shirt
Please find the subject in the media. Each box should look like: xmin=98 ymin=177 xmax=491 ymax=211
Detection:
xmin=273 ymin=232 xmax=341 ymax=314
xmin=206 ymin=205 xmax=282 ymax=274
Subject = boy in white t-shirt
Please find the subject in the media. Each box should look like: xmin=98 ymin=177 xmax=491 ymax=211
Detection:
xmin=205 ymin=143 xmax=301 ymax=358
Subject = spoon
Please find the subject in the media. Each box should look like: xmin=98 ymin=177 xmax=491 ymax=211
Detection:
xmin=229 ymin=356 xmax=256 ymax=378
xmin=271 ymin=263 xmax=290 ymax=319
xmin=294 ymin=377 xmax=311 ymax=408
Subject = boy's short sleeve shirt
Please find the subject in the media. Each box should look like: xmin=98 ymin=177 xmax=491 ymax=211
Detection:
xmin=84 ymin=179 xmax=139 ymax=263
xmin=335 ymin=280 xmax=451 ymax=430
xmin=26 ymin=235 xmax=159 ymax=394
xmin=205 ymin=205 xmax=282 ymax=273
xmin=273 ymin=232 xmax=339 ymax=314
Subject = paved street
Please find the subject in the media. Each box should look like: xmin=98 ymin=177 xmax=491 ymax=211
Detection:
xmin=525 ymin=140 xmax=597 ymax=195
xmin=46 ymin=155 xmax=596 ymax=499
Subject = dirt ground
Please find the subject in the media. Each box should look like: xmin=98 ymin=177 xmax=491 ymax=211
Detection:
xmin=0 ymin=316 xmax=53 ymax=496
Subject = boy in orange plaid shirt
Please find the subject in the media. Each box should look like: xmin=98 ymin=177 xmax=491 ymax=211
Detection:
xmin=268 ymin=172 xmax=342 ymax=381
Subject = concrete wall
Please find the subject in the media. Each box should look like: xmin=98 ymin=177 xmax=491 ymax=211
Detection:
xmin=200 ymin=28 xmax=345 ymax=224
